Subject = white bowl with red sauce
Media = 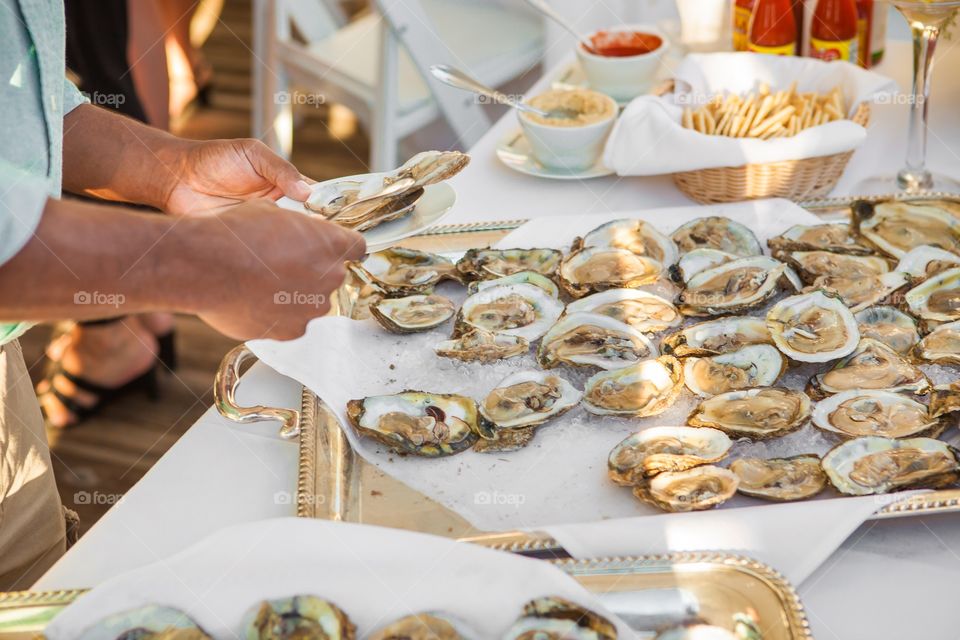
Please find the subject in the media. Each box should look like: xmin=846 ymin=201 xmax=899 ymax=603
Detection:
xmin=576 ymin=26 xmax=668 ymax=102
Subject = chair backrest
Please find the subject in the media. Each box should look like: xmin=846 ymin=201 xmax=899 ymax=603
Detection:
xmin=374 ymin=0 xmax=490 ymax=151
xmin=277 ymin=0 xmax=346 ymax=43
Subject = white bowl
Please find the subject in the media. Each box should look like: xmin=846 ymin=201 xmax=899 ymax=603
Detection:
xmin=518 ymin=93 xmax=618 ymax=172
xmin=576 ymin=25 xmax=668 ymax=102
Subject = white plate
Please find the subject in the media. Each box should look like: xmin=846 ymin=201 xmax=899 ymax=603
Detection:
xmin=496 ymin=129 xmax=615 ymax=180
xmin=277 ymin=173 xmax=457 ymax=253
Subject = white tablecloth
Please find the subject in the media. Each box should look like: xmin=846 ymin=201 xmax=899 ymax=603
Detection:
xmin=35 ymin=39 xmax=960 ymax=638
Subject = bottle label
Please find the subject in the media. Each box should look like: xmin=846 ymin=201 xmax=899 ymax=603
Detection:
xmin=747 ymin=41 xmax=796 ymax=55
xmin=810 ymin=36 xmax=858 ymax=62
xmin=733 ymin=6 xmax=752 ymax=50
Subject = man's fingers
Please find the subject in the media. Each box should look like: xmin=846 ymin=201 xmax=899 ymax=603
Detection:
xmin=245 ymin=140 xmax=312 ymax=202
xmin=339 ymin=228 xmax=367 ymax=261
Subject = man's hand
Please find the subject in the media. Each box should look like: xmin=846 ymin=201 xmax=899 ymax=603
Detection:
xmin=162 ymin=139 xmax=314 ymax=215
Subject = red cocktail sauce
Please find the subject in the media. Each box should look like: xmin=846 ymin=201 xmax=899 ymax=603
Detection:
xmin=588 ymin=31 xmax=663 ymax=57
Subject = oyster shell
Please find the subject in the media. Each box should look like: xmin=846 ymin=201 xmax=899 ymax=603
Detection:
xmin=661 ymin=316 xmax=772 ymax=357
xmin=351 ymin=248 xmax=459 ymax=295
xmin=633 ymin=465 xmax=739 ymax=512
xmin=582 ymin=356 xmax=684 ymax=417
xmin=371 ymin=294 xmax=455 ymax=333
xmin=368 ymin=612 xmax=476 ymax=640
xmin=434 ymin=328 xmax=529 ymax=362
xmin=467 ymin=270 xmax=559 ymax=298
xmin=517 ymin=596 xmax=617 ymax=640
xmin=243 ymin=595 xmax=355 ymax=640
xmin=805 ymin=271 xmax=910 ymax=312
xmin=914 ymin=319 xmax=960 ymax=364
xmin=679 ymin=256 xmax=799 ymax=316
xmin=896 ymin=245 xmax=960 ymax=279
xmin=455 ymin=282 xmax=564 ymax=342
xmin=688 ymin=387 xmax=811 ymax=439
xmin=682 ymin=343 xmax=785 ymax=397
xmin=538 ymin=312 xmax=658 ymax=370
xmin=473 ymin=426 xmax=536 ymax=453
xmin=77 ymin=606 xmax=209 ymax=640
xmin=930 ymin=381 xmax=960 ymax=418
xmin=807 ymin=338 xmax=930 ymax=397
xmin=479 ymin=370 xmax=581 ymax=430
xmin=671 ymin=216 xmax=762 ymax=256
xmin=654 ymin=623 xmax=738 ymax=640
xmin=346 ymin=392 xmax=481 ymax=456
xmin=852 ymin=200 xmax=960 ymax=258
xmin=904 ymin=266 xmax=960 ymax=327
xmin=558 ymin=247 xmax=664 ymax=298
xmin=608 ymin=426 xmax=731 ymax=485
xmin=767 ymin=222 xmax=873 ymax=255
xmin=854 ymin=305 xmax=920 ymax=355
xmin=575 ymin=218 xmax=679 ymax=266
xmin=731 ymin=455 xmax=826 ymax=501
xmin=456 ymin=248 xmax=562 ymax=281
xmin=671 ymin=248 xmax=738 ymax=283
xmin=821 ymin=436 xmax=960 ymax=495
xmin=777 ymin=250 xmax=891 ymax=285
xmin=766 ymin=290 xmax=859 ymax=362
xmin=565 ymin=289 xmax=682 ymax=333
xmin=812 ymin=389 xmax=945 ymax=439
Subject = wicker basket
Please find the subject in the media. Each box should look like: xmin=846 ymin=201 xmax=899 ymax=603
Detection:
xmin=654 ymin=82 xmax=871 ymax=204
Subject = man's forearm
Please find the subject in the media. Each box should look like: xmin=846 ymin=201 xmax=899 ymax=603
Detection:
xmin=0 ymin=197 xmax=210 ymax=322
xmin=62 ymin=104 xmax=186 ymax=209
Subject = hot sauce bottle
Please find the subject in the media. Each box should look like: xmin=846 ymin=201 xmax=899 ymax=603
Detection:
xmin=747 ymin=0 xmax=797 ymax=55
xmin=733 ymin=0 xmax=756 ymax=50
xmin=810 ymin=0 xmax=858 ymax=62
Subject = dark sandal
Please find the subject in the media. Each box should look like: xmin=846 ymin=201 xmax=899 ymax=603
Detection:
xmin=40 ymin=363 xmax=159 ymax=425
xmin=75 ymin=317 xmax=178 ymax=371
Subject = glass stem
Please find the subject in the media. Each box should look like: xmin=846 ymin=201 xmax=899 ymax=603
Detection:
xmin=898 ymin=21 xmax=939 ymax=191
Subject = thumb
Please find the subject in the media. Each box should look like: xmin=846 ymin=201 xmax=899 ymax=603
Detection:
xmin=247 ymin=141 xmax=313 ymax=202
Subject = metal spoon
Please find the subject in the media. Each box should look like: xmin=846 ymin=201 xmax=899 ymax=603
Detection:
xmin=429 ymin=65 xmax=580 ymax=121
xmin=522 ymin=0 xmax=597 ymax=54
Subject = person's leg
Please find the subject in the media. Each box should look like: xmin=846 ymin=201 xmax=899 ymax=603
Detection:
xmin=0 ymin=340 xmax=68 ymax=589
xmin=157 ymin=0 xmax=213 ymax=119
xmin=126 ymin=0 xmax=171 ymax=130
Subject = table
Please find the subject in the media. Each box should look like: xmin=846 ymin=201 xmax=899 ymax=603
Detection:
xmin=35 ymin=40 xmax=960 ymax=638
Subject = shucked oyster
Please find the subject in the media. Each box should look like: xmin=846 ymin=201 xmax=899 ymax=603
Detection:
xmin=896 ymin=245 xmax=960 ymax=280
xmin=854 ymin=305 xmax=920 ymax=355
xmin=243 ymin=595 xmax=356 ymax=640
xmin=346 ymin=392 xmax=481 ymax=456
xmin=371 ymin=294 xmax=455 ymax=333
xmin=351 ymin=248 xmax=460 ymax=295
xmin=807 ymin=338 xmax=930 ymax=398
xmin=671 ymin=248 xmax=738 ymax=284
xmin=467 ymin=270 xmax=559 ymax=298
xmin=811 ymin=389 xmax=945 ymax=439
xmin=766 ymin=290 xmax=859 ymax=362
xmin=679 ymin=256 xmax=799 ymax=316
xmin=504 ymin=596 xmax=617 ymax=640
xmin=804 ymin=271 xmax=910 ymax=313
xmin=767 ymin=222 xmax=873 ymax=255
xmin=633 ymin=465 xmax=739 ymax=512
xmin=661 ymin=316 xmax=772 ymax=357
xmin=852 ymin=200 xmax=960 ymax=258
xmin=688 ymin=387 xmax=811 ymax=439
xmin=904 ymin=266 xmax=960 ymax=327
xmin=558 ymin=247 xmax=664 ymax=298
xmin=479 ymin=370 xmax=581 ymax=430
xmin=455 ymin=282 xmax=564 ymax=342
xmin=582 ymin=356 xmax=684 ymax=417
xmin=565 ymin=288 xmax=682 ymax=333
xmin=821 ymin=436 xmax=960 ymax=495
xmin=683 ymin=343 xmax=785 ymax=397
xmin=77 ymin=606 xmax=209 ymax=640
xmin=914 ymin=319 xmax=960 ymax=364
xmin=538 ymin=312 xmax=658 ymax=370
xmin=671 ymin=216 xmax=762 ymax=256
xmin=731 ymin=455 xmax=827 ymax=502
xmin=777 ymin=250 xmax=891 ymax=285
xmin=456 ymin=248 xmax=562 ymax=281
xmin=434 ymin=328 xmax=529 ymax=362
xmin=368 ymin=612 xmax=476 ymax=640
xmin=608 ymin=426 xmax=731 ymax=485
xmin=575 ymin=218 xmax=679 ymax=266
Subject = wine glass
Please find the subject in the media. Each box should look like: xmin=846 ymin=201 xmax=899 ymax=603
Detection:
xmin=857 ymin=0 xmax=960 ymax=194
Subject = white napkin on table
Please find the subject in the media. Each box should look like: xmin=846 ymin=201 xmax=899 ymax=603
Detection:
xmin=603 ymin=52 xmax=897 ymax=175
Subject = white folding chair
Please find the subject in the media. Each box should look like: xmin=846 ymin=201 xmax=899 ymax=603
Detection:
xmin=252 ymin=0 xmax=544 ymax=171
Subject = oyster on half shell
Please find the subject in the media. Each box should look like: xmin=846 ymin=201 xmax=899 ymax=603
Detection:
xmin=731 ymin=455 xmax=827 ymax=502
xmin=479 ymin=370 xmax=581 ymax=430
xmin=538 ymin=312 xmax=658 ymax=370
xmin=558 ymin=247 xmax=664 ymax=298
xmin=368 ymin=613 xmax=476 ymax=640
xmin=821 ymin=436 xmax=960 ymax=495
xmin=766 ymin=290 xmax=860 ymax=362
xmin=811 ymin=389 xmax=945 ymax=439
xmin=243 ymin=595 xmax=356 ymax=640
xmin=608 ymin=426 xmax=731 ymax=485
xmin=805 ymin=271 xmax=910 ymax=313
xmin=679 ymin=256 xmax=799 ymax=316
xmin=688 ymin=387 xmax=812 ymax=439
xmin=671 ymin=216 xmax=762 ymax=256
xmin=777 ymin=250 xmax=891 ymax=285
xmin=371 ymin=294 xmax=455 ymax=333
xmin=455 ymin=282 xmax=564 ymax=342
xmin=434 ymin=328 xmax=528 ymax=362
xmin=807 ymin=338 xmax=930 ymax=398
xmin=896 ymin=245 xmax=960 ymax=280
xmin=582 ymin=356 xmax=684 ymax=417
xmin=671 ymin=248 xmax=738 ymax=284
xmin=504 ymin=597 xmax=617 ymax=640
xmin=633 ymin=465 xmax=739 ymax=512
xmin=466 ymin=270 xmax=559 ymax=298
xmin=456 ymin=248 xmax=562 ymax=281
xmin=767 ymin=222 xmax=873 ymax=255
xmin=854 ymin=305 xmax=920 ymax=355
xmin=661 ymin=316 xmax=772 ymax=357
xmin=852 ymin=200 xmax=960 ymax=258
xmin=575 ymin=218 xmax=679 ymax=266
xmin=683 ymin=343 xmax=785 ymax=397
xmin=914 ymin=319 xmax=960 ymax=364
xmin=77 ymin=606 xmax=209 ymax=640
xmin=351 ymin=247 xmax=460 ymax=295
xmin=565 ymin=288 xmax=682 ymax=333
xmin=904 ymin=266 xmax=960 ymax=327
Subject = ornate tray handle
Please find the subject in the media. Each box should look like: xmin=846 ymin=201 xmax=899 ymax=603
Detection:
xmin=214 ymin=344 xmax=300 ymax=439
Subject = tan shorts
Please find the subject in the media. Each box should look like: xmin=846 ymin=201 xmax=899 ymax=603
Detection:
xmin=0 ymin=340 xmax=66 ymax=590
